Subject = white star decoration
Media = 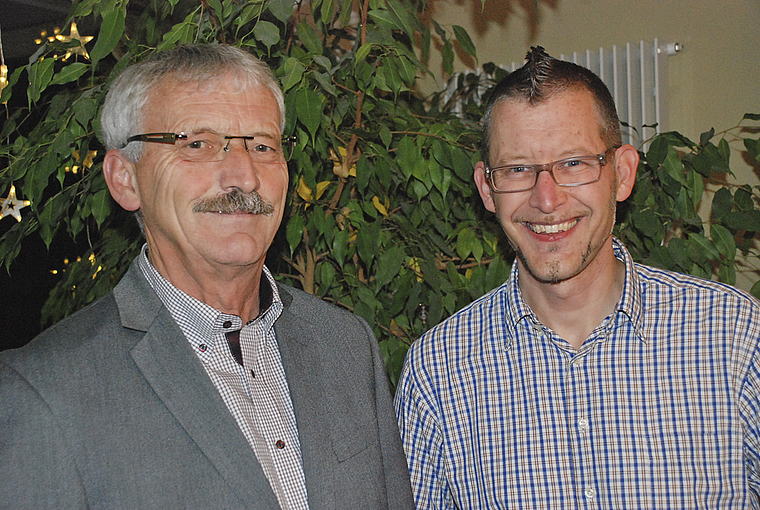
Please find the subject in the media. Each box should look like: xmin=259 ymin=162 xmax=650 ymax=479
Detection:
xmin=1 ymin=185 xmax=31 ymax=222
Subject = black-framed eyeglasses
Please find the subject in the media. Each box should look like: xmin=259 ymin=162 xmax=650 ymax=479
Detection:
xmin=485 ymin=146 xmax=619 ymax=193
xmin=121 ymin=132 xmax=297 ymax=163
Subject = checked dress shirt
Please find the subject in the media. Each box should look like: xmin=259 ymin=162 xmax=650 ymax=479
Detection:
xmin=395 ymin=238 xmax=760 ymax=509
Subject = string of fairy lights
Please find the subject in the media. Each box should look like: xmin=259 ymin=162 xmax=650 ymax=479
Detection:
xmin=1 ymin=21 xmax=100 ymax=279
xmin=1 ymin=21 xmax=95 ymax=223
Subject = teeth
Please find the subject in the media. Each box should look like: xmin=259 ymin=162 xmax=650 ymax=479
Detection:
xmin=528 ymin=220 xmax=577 ymax=234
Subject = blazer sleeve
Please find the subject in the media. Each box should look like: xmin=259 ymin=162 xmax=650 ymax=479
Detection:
xmin=0 ymin=360 xmax=88 ymax=508
xmin=361 ymin=316 xmax=416 ymax=509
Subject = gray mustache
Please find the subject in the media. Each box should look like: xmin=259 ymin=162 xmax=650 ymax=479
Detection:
xmin=193 ymin=189 xmax=275 ymax=216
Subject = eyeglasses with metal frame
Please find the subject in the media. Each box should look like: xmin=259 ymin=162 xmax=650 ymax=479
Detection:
xmin=121 ymin=132 xmax=297 ymax=163
xmin=484 ymin=146 xmax=619 ymax=193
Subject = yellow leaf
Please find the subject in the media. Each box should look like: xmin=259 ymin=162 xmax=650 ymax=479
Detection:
xmin=408 ymin=257 xmax=423 ymax=282
xmin=372 ymin=195 xmax=388 ymax=216
xmin=297 ymin=177 xmax=313 ymax=202
xmin=315 ymin=181 xmax=331 ymax=200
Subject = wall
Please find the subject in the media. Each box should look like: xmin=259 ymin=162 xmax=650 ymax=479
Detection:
xmin=425 ymin=0 xmax=760 ymax=289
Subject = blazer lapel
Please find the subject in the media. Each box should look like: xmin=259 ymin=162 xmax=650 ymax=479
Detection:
xmin=115 ymin=261 xmax=280 ymax=508
xmin=273 ymin=287 xmax=336 ymax=508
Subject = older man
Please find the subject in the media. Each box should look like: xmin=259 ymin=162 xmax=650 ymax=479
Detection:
xmin=0 ymin=44 xmax=413 ymax=509
xmin=395 ymin=46 xmax=760 ymax=508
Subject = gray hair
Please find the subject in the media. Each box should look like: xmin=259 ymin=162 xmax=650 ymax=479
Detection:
xmin=100 ymin=44 xmax=286 ymax=162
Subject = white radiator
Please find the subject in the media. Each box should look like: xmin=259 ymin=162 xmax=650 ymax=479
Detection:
xmin=557 ymin=39 xmax=680 ymax=148
xmin=444 ymin=39 xmax=681 ymax=149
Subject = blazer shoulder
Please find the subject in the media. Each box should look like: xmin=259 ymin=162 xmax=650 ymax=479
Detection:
xmin=276 ymin=283 xmax=370 ymax=330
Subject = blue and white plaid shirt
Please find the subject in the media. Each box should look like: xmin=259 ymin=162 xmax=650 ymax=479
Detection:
xmin=395 ymin=238 xmax=760 ymax=509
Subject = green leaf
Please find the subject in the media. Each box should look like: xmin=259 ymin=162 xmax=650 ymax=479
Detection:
xmin=375 ymin=246 xmax=406 ymax=287
xmin=688 ymin=233 xmax=720 ymax=260
xmin=332 ymin=229 xmax=349 ymax=266
xmin=312 ymin=71 xmax=337 ymax=96
xmin=724 ymin=211 xmax=760 ymax=232
xmin=206 ymin=0 xmax=224 ymax=17
xmin=744 ymin=138 xmax=760 ymax=164
xmin=27 ymin=58 xmax=55 ymax=105
xmin=90 ymin=189 xmax=112 ymax=227
xmin=253 ymin=21 xmax=281 ymax=50
xmin=452 ymin=25 xmax=477 ymax=60
xmin=441 ymin=40 xmax=454 ymax=75
xmin=699 ymin=127 xmax=715 ymax=147
xmin=286 ymin=214 xmax=304 ymax=253
xmin=50 ymin=62 xmax=89 ymax=86
xmin=735 ymin=186 xmax=754 ymax=212
xmin=385 ymin=0 xmax=419 ymax=38
xmin=356 ymin=221 xmax=380 ymax=267
xmin=646 ymin=135 xmax=670 ymax=168
xmin=0 ymin=66 xmax=23 ymax=104
xmin=297 ymin=22 xmax=322 ymax=55
xmin=743 ymin=113 xmax=760 ymax=121
xmin=711 ymin=187 xmax=733 ymax=222
xmin=90 ymin=7 xmax=126 ymax=65
xmin=280 ymin=58 xmax=305 ymax=91
xmin=711 ymin=224 xmax=736 ymax=260
xmin=268 ymin=0 xmax=295 ymax=22
xmin=236 ymin=3 xmax=265 ymax=27
xmin=456 ymin=227 xmax=477 ymax=261
xmin=379 ymin=126 xmax=392 ymax=148
xmin=295 ymin=88 xmax=322 ymax=139
xmin=661 ymin=147 xmax=686 ymax=185
xmin=355 ymin=43 xmax=373 ymax=64
xmin=320 ymin=0 xmax=335 ymax=24
xmin=751 ymin=280 xmax=760 ymax=301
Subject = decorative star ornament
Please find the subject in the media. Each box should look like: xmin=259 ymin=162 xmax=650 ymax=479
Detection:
xmin=1 ymin=185 xmax=31 ymax=222
xmin=55 ymin=21 xmax=94 ymax=60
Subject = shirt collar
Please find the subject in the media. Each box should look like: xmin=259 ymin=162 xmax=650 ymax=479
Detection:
xmin=137 ymin=244 xmax=283 ymax=351
xmin=503 ymin=237 xmax=646 ymax=348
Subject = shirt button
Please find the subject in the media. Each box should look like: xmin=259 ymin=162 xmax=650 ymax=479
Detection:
xmin=578 ymin=418 xmax=589 ymax=431
xmin=275 ymin=440 xmax=285 ymax=449
xmin=584 ymin=488 xmax=596 ymax=500
xmin=223 ymin=320 xmax=232 ymax=328
xmin=198 ymin=344 xmax=208 ymax=352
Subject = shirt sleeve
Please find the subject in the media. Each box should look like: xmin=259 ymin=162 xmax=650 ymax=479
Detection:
xmin=394 ymin=351 xmax=455 ymax=509
xmin=739 ymin=309 xmax=760 ymax=498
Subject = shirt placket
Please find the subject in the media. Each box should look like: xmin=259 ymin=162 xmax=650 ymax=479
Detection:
xmin=242 ymin=324 xmax=308 ymax=510
xmin=562 ymin=332 xmax=603 ymax=508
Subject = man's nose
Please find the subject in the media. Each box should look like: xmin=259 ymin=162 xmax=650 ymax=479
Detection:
xmin=529 ymin=168 xmax=566 ymax=213
xmin=220 ymin=139 xmax=261 ymax=193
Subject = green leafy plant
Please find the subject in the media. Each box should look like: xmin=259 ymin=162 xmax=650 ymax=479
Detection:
xmin=0 ymin=0 xmax=511 ymax=387
xmin=616 ymin=116 xmax=760 ymax=296
xmin=2 ymin=0 xmax=759 ymax=391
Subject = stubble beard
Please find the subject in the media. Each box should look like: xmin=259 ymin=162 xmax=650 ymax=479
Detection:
xmin=509 ymin=173 xmax=619 ymax=286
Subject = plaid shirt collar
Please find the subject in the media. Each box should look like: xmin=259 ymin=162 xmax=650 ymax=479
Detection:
xmin=503 ymin=237 xmax=646 ymax=350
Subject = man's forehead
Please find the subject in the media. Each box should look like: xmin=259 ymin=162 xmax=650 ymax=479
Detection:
xmin=141 ymin=78 xmax=278 ymax=130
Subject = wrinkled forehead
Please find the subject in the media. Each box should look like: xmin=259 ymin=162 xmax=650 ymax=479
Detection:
xmin=141 ymin=76 xmax=279 ymax=130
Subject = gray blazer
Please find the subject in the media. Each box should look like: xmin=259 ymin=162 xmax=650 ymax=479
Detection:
xmin=0 ymin=260 xmax=413 ymax=509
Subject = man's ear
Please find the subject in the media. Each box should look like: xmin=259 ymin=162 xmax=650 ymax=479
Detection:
xmin=474 ymin=161 xmax=497 ymax=213
xmin=613 ymin=144 xmax=639 ymax=202
xmin=103 ymin=149 xmax=141 ymax=211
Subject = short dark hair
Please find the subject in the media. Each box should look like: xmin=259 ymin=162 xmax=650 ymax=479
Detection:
xmin=480 ymin=46 xmax=622 ymax=166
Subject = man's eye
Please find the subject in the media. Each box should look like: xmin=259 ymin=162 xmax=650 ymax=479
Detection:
xmin=562 ymin=158 xmax=586 ymax=168
xmin=182 ymin=137 xmax=217 ymax=150
xmin=509 ymin=166 xmax=531 ymax=174
xmin=253 ymin=143 xmax=276 ymax=153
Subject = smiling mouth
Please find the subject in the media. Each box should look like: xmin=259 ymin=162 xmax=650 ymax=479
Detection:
xmin=527 ymin=219 xmax=578 ymax=234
